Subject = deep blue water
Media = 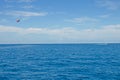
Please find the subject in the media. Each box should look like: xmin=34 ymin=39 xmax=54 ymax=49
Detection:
xmin=0 ymin=44 xmax=120 ymax=80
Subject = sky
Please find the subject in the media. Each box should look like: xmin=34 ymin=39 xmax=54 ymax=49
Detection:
xmin=0 ymin=0 xmax=120 ymax=44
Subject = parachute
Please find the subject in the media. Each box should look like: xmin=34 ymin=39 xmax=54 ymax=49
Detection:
xmin=16 ymin=19 xmax=20 ymax=22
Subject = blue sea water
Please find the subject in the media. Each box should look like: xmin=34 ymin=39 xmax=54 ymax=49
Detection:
xmin=0 ymin=44 xmax=120 ymax=80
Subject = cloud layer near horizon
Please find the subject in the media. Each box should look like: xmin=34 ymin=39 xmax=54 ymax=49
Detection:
xmin=0 ymin=24 xmax=120 ymax=43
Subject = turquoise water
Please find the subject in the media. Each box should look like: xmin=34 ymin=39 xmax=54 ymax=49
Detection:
xmin=0 ymin=44 xmax=120 ymax=80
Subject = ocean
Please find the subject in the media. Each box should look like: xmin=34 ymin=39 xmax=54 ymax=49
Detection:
xmin=0 ymin=44 xmax=120 ymax=80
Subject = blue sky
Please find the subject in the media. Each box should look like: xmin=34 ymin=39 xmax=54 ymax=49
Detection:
xmin=0 ymin=0 xmax=120 ymax=43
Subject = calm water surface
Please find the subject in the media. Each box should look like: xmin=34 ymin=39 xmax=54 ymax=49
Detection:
xmin=0 ymin=44 xmax=120 ymax=80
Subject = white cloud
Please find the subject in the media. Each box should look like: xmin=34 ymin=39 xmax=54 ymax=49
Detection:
xmin=99 ymin=14 xmax=111 ymax=18
xmin=18 ymin=0 xmax=35 ymax=3
xmin=22 ymin=5 xmax=34 ymax=9
xmin=4 ymin=0 xmax=14 ymax=2
xmin=66 ymin=17 xmax=98 ymax=24
xmin=96 ymin=0 xmax=120 ymax=10
xmin=0 ymin=24 xmax=120 ymax=43
xmin=0 ymin=25 xmax=24 ymax=33
xmin=0 ymin=25 xmax=76 ymax=35
xmin=5 ymin=11 xmax=47 ymax=17
xmin=4 ymin=0 xmax=36 ymax=9
xmin=5 ymin=0 xmax=35 ymax=3
xmin=103 ymin=24 xmax=120 ymax=30
xmin=5 ymin=4 xmax=34 ymax=9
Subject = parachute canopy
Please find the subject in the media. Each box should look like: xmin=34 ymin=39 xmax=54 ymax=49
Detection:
xmin=16 ymin=19 xmax=20 ymax=22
